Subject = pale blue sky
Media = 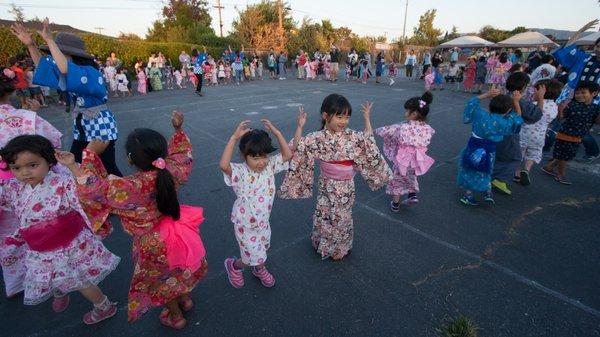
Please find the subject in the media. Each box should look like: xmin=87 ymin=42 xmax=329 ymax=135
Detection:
xmin=0 ymin=0 xmax=598 ymax=40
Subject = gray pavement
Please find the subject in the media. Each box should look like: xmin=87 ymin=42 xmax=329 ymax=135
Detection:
xmin=1 ymin=75 xmax=600 ymax=337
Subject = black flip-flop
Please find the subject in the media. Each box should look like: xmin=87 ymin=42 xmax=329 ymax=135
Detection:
xmin=540 ymin=167 xmax=556 ymax=177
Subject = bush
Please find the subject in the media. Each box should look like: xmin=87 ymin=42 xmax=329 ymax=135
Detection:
xmin=0 ymin=27 xmax=235 ymax=71
xmin=437 ymin=316 xmax=478 ymax=337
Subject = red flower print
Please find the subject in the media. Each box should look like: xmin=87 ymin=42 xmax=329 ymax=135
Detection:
xmin=31 ymin=203 xmax=44 ymax=212
xmin=250 ymin=217 xmax=256 ymax=223
xmin=89 ymin=269 xmax=100 ymax=276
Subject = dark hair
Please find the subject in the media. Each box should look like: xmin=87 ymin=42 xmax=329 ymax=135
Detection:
xmin=489 ymin=94 xmax=513 ymax=114
xmin=499 ymin=52 xmax=508 ymax=63
xmin=506 ymin=71 xmax=530 ymax=91
xmin=0 ymin=67 xmax=17 ymax=97
xmin=404 ymin=91 xmax=434 ymax=120
xmin=508 ymin=63 xmax=522 ymax=73
xmin=72 ymin=55 xmax=99 ymax=70
xmin=576 ymin=81 xmax=600 ymax=93
xmin=0 ymin=135 xmax=57 ymax=169
xmin=541 ymin=54 xmax=554 ymax=65
xmin=515 ymin=49 xmax=523 ymax=57
xmin=239 ymin=129 xmax=277 ymax=157
xmin=535 ymin=79 xmax=563 ymax=100
xmin=191 ymin=48 xmax=199 ymax=57
xmin=320 ymin=93 xmax=352 ymax=129
xmin=125 ymin=128 xmax=180 ymax=220
xmin=478 ymin=56 xmax=486 ymax=63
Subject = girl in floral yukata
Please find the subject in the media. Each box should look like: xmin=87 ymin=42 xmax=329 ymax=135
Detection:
xmin=375 ymin=92 xmax=435 ymax=212
xmin=0 ymin=135 xmax=119 ymax=324
xmin=457 ymin=89 xmax=524 ymax=206
xmin=0 ymin=67 xmax=63 ymax=299
xmin=57 ymin=111 xmax=208 ymax=329
xmin=221 ymin=115 xmax=302 ymax=288
xmin=279 ymin=94 xmax=392 ymax=261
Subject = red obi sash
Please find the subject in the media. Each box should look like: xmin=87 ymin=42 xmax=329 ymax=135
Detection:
xmin=19 ymin=211 xmax=86 ymax=252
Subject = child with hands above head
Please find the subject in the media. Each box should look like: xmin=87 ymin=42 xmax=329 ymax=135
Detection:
xmin=57 ymin=111 xmax=208 ymax=330
xmin=279 ymin=94 xmax=392 ymax=261
xmin=221 ymin=115 xmax=303 ymax=289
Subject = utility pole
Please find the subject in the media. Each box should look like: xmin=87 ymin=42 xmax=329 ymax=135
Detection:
xmin=277 ymin=0 xmax=283 ymax=50
xmin=213 ymin=0 xmax=224 ymax=37
xmin=94 ymin=27 xmax=104 ymax=35
xmin=402 ymin=0 xmax=408 ymax=42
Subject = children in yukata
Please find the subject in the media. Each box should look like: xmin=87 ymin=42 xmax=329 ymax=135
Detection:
xmin=221 ymin=115 xmax=303 ymax=288
xmin=375 ymin=92 xmax=435 ymax=212
xmin=279 ymin=94 xmax=392 ymax=260
xmin=2 ymin=135 xmax=119 ymax=324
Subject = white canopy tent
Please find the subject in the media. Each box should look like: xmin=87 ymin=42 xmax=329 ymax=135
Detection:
xmin=575 ymin=31 xmax=600 ymax=46
xmin=495 ymin=31 xmax=559 ymax=48
xmin=437 ymin=35 xmax=494 ymax=49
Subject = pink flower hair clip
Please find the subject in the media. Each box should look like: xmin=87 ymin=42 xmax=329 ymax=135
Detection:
xmin=152 ymin=157 xmax=166 ymax=170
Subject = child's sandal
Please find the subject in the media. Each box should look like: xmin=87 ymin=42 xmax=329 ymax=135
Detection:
xmin=160 ymin=309 xmax=186 ymax=330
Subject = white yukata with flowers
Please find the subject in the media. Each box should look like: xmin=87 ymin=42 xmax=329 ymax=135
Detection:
xmin=223 ymin=154 xmax=288 ymax=266
xmin=0 ymin=170 xmax=120 ymax=305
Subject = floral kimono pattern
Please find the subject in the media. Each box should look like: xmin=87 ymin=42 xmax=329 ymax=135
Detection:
xmin=0 ymin=170 xmax=119 ymax=305
xmin=75 ymin=130 xmax=207 ymax=322
xmin=148 ymin=67 xmax=163 ymax=91
xmin=0 ymin=104 xmax=62 ymax=297
xmin=279 ymin=129 xmax=392 ymax=259
xmin=375 ymin=120 xmax=435 ymax=195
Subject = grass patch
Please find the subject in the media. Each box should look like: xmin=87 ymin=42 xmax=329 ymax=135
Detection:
xmin=437 ymin=315 xmax=478 ymax=337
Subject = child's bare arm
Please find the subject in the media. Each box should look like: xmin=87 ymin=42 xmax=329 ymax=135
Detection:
xmin=262 ymin=119 xmax=293 ymax=162
xmin=220 ymin=121 xmax=250 ymax=176
xmin=293 ymin=107 xmax=307 ymax=150
xmin=512 ymin=91 xmax=522 ymax=115
xmin=362 ymin=101 xmax=373 ymax=137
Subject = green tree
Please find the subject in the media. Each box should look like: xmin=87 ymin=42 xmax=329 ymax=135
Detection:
xmin=408 ymin=9 xmax=443 ymax=46
xmin=9 ymin=2 xmax=25 ymax=22
xmin=147 ymin=0 xmax=214 ymax=42
xmin=231 ymin=0 xmax=293 ymax=51
xmin=478 ymin=25 xmax=509 ymax=42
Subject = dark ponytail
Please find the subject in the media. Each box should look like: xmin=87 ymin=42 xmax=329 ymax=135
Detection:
xmin=125 ymin=128 xmax=180 ymax=220
xmin=404 ymin=91 xmax=433 ymax=120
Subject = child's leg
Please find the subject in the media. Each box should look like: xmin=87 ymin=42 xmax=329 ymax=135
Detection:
xmin=524 ymin=159 xmax=535 ymax=172
xmin=79 ymin=284 xmax=117 ymax=324
xmin=543 ymin=159 xmax=558 ymax=172
xmin=79 ymin=284 xmax=106 ymax=304
xmin=233 ymin=257 xmax=248 ymax=270
xmin=556 ymin=160 xmax=567 ymax=178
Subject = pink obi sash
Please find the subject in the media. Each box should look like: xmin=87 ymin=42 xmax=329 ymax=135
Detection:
xmin=158 ymin=205 xmax=206 ymax=272
xmin=19 ymin=211 xmax=86 ymax=252
xmin=394 ymin=144 xmax=435 ymax=176
xmin=320 ymin=160 xmax=355 ymax=181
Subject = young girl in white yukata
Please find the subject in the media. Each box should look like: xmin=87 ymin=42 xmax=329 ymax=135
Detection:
xmin=220 ymin=116 xmax=303 ymax=288
xmin=516 ymin=79 xmax=562 ymax=185
xmin=375 ymin=92 xmax=436 ymax=212
xmin=0 ymin=135 xmax=119 ymax=324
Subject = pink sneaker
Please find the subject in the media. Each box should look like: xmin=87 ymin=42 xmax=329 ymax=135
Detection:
xmin=52 ymin=295 xmax=70 ymax=313
xmin=252 ymin=266 xmax=275 ymax=288
xmin=83 ymin=301 xmax=117 ymax=325
xmin=224 ymin=257 xmax=244 ymax=288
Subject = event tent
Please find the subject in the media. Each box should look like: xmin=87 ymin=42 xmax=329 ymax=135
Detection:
xmin=495 ymin=31 xmax=559 ymax=47
xmin=437 ymin=35 xmax=494 ymax=48
xmin=575 ymin=31 xmax=600 ymax=46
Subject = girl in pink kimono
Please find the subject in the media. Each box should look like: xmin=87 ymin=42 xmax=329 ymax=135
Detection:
xmin=279 ymin=94 xmax=392 ymax=260
xmin=375 ymin=92 xmax=435 ymax=212
xmin=488 ymin=52 xmax=512 ymax=88
xmin=0 ymin=67 xmax=63 ymax=299
xmin=136 ymin=68 xmax=147 ymax=94
xmin=0 ymin=135 xmax=119 ymax=324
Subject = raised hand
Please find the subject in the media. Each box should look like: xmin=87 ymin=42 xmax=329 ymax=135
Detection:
xmin=512 ymin=90 xmax=522 ymax=102
xmin=534 ymin=84 xmax=546 ymax=101
xmin=37 ymin=17 xmax=52 ymax=42
xmin=171 ymin=110 xmax=184 ymax=130
xmin=10 ymin=22 xmax=34 ymax=46
xmin=54 ymin=150 xmax=76 ymax=167
xmin=23 ymin=98 xmax=41 ymax=111
xmin=297 ymin=106 xmax=307 ymax=129
xmin=86 ymin=140 xmax=110 ymax=155
xmin=233 ymin=120 xmax=251 ymax=139
xmin=361 ymin=101 xmax=373 ymax=120
xmin=261 ymin=119 xmax=281 ymax=135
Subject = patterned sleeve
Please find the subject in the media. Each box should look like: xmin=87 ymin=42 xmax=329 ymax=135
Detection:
xmin=62 ymin=175 xmax=93 ymax=230
xmin=553 ymin=44 xmax=587 ymax=71
xmin=269 ymin=153 xmax=288 ymax=174
xmin=498 ymin=112 xmax=524 ymax=136
xmin=34 ymin=115 xmax=62 ymax=148
xmin=166 ymin=130 xmax=193 ymax=185
xmin=278 ymin=135 xmax=315 ymax=199
xmin=224 ymin=162 xmax=244 ymax=188
xmin=65 ymin=61 xmax=107 ymax=99
xmin=32 ymin=56 xmax=62 ymax=89
xmin=354 ymin=132 xmax=392 ymax=191
xmin=0 ymin=179 xmax=13 ymax=212
xmin=463 ymin=97 xmax=481 ymax=124
xmin=374 ymin=124 xmax=401 ymax=139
